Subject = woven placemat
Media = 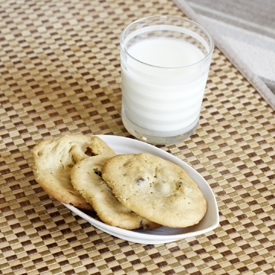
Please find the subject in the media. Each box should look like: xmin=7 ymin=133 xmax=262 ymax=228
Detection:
xmin=0 ymin=0 xmax=274 ymax=274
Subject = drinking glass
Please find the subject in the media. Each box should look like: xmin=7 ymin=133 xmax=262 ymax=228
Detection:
xmin=120 ymin=15 xmax=214 ymax=144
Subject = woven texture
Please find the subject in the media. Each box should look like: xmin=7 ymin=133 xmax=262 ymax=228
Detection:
xmin=0 ymin=0 xmax=275 ymax=274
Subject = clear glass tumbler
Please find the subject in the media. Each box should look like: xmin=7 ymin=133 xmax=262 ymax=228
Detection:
xmin=120 ymin=15 xmax=214 ymax=145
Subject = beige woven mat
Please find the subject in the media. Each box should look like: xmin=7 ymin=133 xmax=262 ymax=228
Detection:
xmin=0 ymin=0 xmax=274 ymax=274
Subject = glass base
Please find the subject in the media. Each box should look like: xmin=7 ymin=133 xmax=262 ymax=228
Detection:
xmin=122 ymin=111 xmax=199 ymax=145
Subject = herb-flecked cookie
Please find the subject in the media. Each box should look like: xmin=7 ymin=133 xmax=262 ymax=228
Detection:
xmin=32 ymin=134 xmax=115 ymax=210
xmin=102 ymin=153 xmax=207 ymax=228
xmin=70 ymin=155 xmax=160 ymax=230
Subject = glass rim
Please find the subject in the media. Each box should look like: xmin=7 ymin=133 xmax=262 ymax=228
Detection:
xmin=120 ymin=15 xmax=214 ymax=70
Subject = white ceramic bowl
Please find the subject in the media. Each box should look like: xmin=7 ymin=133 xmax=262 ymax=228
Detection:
xmin=64 ymin=135 xmax=219 ymax=244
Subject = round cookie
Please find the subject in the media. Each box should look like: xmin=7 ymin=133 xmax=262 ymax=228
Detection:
xmin=70 ymin=155 xmax=160 ymax=230
xmin=102 ymin=153 xmax=207 ymax=228
xmin=32 ymin=134 xmax=115 ymax=210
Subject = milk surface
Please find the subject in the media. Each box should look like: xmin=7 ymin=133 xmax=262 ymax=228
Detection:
xmin=129 ymin=38 xmax=203 ymax=68
xmin=121 ymin=37 xmax=209 ymax=135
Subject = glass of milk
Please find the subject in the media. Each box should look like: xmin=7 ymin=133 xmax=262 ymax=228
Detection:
xmin=120 ymin=15 xmax=214 ymax=145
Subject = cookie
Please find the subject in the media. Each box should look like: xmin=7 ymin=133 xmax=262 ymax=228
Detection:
xmin=70 ymin=135 xmax=115 ymax=162
xmin=102 ymin=153 xmax=207 ymax=228
xmin=70 ymin=155 xmax=160 ymax=230
xmin=32 ymin=134 xmax=115 ymax=210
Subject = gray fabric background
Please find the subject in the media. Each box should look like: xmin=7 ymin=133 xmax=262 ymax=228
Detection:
xmin=188 ymin=0 xmax=275 ymax=38
xmin=173 ymin=0 xmax=275 ymax=110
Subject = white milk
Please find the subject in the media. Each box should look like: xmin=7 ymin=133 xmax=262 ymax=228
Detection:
xmin=121 ymin=37 xmax=210 ymax=137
